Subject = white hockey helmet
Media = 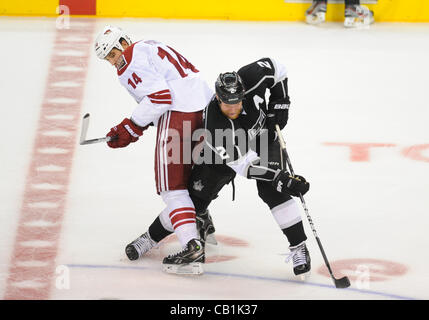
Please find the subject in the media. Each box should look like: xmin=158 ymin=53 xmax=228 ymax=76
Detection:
xmin=94 ymin=25 xmax=132 ymax=59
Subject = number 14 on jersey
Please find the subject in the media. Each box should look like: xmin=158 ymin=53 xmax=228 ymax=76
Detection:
xmin=127 ymin=46 xmax=199 ymax=89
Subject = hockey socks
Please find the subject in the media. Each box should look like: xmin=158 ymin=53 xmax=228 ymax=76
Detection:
xmin=271 ymin=199 xmax=307 ymax=246
xmin=148 ymin=215 xmax=173 ymax=243
xmin=160 ymin=190 xmax=199 ymax=248
xmin=282 ymin=221 xmax=307 ymax=247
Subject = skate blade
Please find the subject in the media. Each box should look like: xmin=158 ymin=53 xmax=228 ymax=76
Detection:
xmin=163 ymin=262 xmax=204 ymax=275
xmin=306 ymin=13 xmax=325 ymax=25
xmin=206 ymin=234 xmax=218 ymax=245
xmin=297 ymin=271 xmax=311 ymax=281
xmin=344 ymin=17 xmax=373 ymax=28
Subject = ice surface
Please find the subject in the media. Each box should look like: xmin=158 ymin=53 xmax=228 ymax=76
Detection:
xmin=1 ymin=16 xmax=428 ymax=300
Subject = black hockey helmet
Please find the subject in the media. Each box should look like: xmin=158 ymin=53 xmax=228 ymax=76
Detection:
xmin=215 ymin=72 xmax=245 ymax=104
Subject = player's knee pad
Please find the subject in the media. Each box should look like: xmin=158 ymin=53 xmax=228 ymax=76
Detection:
xmin=257 ymin=180 xmax=292 ymax=209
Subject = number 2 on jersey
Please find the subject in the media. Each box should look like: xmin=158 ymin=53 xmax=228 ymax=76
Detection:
xmin=158 ymin=46 xmax=199 ymax=78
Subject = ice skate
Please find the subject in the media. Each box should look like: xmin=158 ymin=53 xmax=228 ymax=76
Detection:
xmin=305 ymin=1 xmax=327 ymax=25
xmin=285 ymin=241 xmax=311 ymax=277
xmin=162 ymin=239 xmax=205 ymax=275
xmin=125 ymin=231 xmax=157 ymax=261
xmin=344 ymin=5 xmax=374 ymax=28
xmin=196 ymin=210 xmax=217 ymax=245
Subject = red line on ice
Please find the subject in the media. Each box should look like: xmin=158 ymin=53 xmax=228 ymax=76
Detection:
xmin=4 ymin=20 xmax=95 ymax=300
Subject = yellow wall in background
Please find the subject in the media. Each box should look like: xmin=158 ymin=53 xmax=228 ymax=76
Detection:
xmin=1 ymin=0 xmax=429 ymax=22
xmin=374 ymin=0 xmax=429 ymax=22
xmin=96 ymin=0 xmax=429 ymax=22
xmin=0 ymin=0 xmax=58 ymax=16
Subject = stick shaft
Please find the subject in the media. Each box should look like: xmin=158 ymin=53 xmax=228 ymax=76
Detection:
xmin=80 ymin=136 xmax=111 ymax=145
xmin=275 ymin=125 xmax=338 ymax=279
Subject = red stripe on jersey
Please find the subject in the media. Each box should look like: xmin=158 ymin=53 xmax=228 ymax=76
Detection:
xmin=150 ymin=100 xmax=172 ymax=105
xmin=149 ymin=94 xmax=171 ymax=100
xmin=148 ymin=91 xmax=171 ymax=99
xmin=169 ymin=207 xmax=196 ymax=218
xmin=171 ymin=212 xmax=196 ymax=227
xmin=149 ymin=89 xmax=170 ymax=96
xmin=148 ymin=89 xmax=172 ymax=105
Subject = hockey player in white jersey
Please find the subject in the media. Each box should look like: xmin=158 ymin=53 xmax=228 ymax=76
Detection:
xmin=94 ymin=26 xmax=213 ymax=274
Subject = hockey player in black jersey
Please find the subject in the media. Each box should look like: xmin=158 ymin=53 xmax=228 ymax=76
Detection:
xmin=190 ymin=59 xmax=311 ymax=276
xmin=126 ymin=58 xmax=311 ymax=277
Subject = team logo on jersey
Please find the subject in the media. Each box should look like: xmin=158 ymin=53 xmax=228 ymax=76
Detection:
xmin=117 ymin=55 xmax=127 ymax=71
xmin=248 ymin=109 xmax=266 ymax=140
xmin=104 ymin=29 xmax=112 ymax=35
xmin=193 ymin=180 xmax=204 ymax=192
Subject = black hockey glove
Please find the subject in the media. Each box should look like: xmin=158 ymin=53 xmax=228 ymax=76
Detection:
xmin=268 ymin=98 xmax=289 ymax=130
xmin=272 ymin=170 xmax=309 ymax=196
xmin=266 ymin=99 xmax=289 ymax=141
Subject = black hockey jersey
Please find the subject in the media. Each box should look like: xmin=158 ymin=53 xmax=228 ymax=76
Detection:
xmin=201 ymin=57 xmax=290 ymax=178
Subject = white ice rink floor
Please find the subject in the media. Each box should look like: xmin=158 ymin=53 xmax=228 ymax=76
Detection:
xmin=0 ymin=16 xmax=428 ymax=301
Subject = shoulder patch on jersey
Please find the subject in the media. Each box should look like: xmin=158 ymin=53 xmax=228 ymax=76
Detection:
xmin=117 ymin=41 xmax=140 ymax=76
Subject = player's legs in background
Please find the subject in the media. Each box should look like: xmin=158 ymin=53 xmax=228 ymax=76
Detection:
xmin=344 ymin=0 xmax=374 ymax=28
xmin=305 ymin=0 xmax=374 ymax=27
xmin=305 ymin=0 xmax=327 ymax=25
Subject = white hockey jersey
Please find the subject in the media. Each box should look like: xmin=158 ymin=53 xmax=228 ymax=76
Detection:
xmin=116 ymin=40 xmax=213 ymax=127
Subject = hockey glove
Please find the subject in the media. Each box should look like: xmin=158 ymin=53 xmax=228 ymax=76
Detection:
xmin=272 ymin=170 xmax=309 ymax=196
xmin=106 ymin=118 xmax=147 ymax=149
xmin=268 ymin=98 xmax=289 ymax=130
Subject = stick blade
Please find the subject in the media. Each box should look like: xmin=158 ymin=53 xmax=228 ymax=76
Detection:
xmin=334 ymin=276 xmax=351 ymax=289
xmin=79 ymin=113 xmax=90 ymax=145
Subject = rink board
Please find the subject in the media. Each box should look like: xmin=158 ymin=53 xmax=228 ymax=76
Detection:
xmin=1 ymin=0 xmax=429 ymax=22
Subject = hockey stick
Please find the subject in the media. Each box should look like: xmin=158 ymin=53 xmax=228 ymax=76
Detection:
xmin=275 ymin=124 xmax=350 ymax=289
xmin=79 ymin=113 xmax=112 ymax=145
